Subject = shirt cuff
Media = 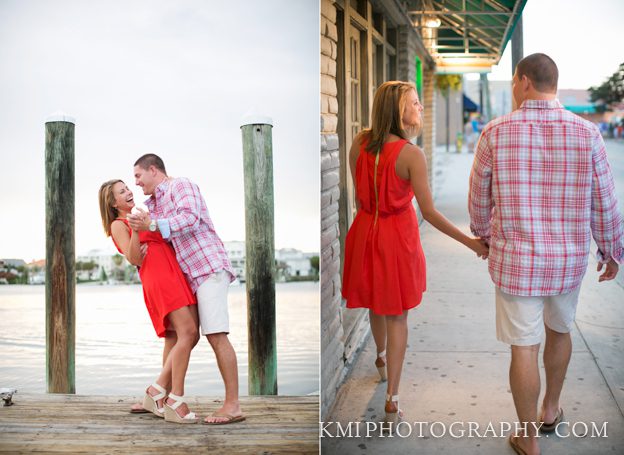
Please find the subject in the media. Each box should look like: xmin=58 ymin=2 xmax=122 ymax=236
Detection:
xmin=596 ymin=247 xmax=624 ymax=265
xmin=157 ymin=219 xmax=171 ymax=239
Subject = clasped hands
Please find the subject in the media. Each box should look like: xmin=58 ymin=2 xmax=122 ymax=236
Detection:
xmin=127 ymin=208 xmax=150 ymax=261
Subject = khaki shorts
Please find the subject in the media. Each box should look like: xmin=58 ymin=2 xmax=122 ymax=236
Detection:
xmin=495 ymin=286 xmax=581 ymax=346
xmin=197 ymin=270 xmax=231 ymax=336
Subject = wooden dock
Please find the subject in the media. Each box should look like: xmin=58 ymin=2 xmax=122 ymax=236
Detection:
xmin=0 ymin=394 xmax=319 ymax=454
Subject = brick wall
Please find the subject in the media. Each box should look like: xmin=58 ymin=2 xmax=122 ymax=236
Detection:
xmin=320 ymin=0 xmax=345 ymax=421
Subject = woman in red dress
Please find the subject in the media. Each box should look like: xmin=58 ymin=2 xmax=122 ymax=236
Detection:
xmin=342 ymin=81 xmax=489 ymax=425
xmin=98 ymin=179 xmax=199 ymax=424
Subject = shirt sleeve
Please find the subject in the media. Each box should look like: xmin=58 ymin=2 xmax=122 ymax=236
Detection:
xmin=590 ymin=131 xmax=624 ymax=264
xmin=468 ymin=128 xmax=494 ymax=240
xmin=166 ymin=179 xmax=203 ymax=238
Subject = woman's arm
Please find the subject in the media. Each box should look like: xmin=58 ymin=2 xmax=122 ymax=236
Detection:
xmin=348 ymin=132 xmax=365 ymax=211
xmin=399 ymin=144 xmax=488 ymax=258
xmin=111 ymin=221 xmax=144 ymax=266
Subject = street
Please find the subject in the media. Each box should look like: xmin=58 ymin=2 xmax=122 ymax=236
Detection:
xmin=604 ymin=139 xmax=624 ymax=288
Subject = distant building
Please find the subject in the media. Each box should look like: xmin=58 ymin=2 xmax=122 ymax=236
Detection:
xmin=276 ymin=248 xmax=315 ymax=277
xmin=224 ymin=241 xmax=246 ymax=281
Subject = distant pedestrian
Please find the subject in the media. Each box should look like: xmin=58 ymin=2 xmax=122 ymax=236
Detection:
xmin=469 ymin=53 xmax=623 ymax=455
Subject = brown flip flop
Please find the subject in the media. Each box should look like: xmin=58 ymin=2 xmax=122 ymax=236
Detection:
xmin=540 ymin=408 xmax=564 ymax=433
xmin=509 ymin=435 xmax=528 ymax=455
xmin=203 ymin=412 xmax=246 ymax=425
xmin=129 ymin=402 xmax=150 ymax=414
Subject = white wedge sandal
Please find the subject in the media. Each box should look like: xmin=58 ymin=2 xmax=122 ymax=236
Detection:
xmin=142 ymin=382 xmax=167 ymax=418
xmin=164 ymin=393 xmax=199 ymax=424
xmin=384 ymin=394 xmax=403 ymax=426
xmin=375 ymin=350 xmax=387 ymax=382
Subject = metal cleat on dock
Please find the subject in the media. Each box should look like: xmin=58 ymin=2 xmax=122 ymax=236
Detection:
xmin=0 ymin=388 xmax=17 ymax=406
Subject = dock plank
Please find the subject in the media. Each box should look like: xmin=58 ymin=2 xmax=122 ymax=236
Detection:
xmin=0 ymin=394 xmax=319 ymax=454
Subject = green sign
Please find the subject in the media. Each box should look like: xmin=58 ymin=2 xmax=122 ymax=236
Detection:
xmin=415 ymin=56 xmax=423 ymax=98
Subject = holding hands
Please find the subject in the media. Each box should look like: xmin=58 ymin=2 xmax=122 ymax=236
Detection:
xmin=127 ymin=207 xmax=151 ymax=232
xmin=468 ymin=237 xmax=489 ymax=260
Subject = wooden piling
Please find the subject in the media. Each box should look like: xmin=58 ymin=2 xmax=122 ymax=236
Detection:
xmin=241 ymin=115 xmax=277 ymax=395
xmin=44 ymin=113 xmax=76 ymax=394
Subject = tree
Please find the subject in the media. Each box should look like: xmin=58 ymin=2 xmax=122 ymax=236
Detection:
xmin=589 ymin=62 xmax=624 ymax=111
xmin=310 ymin=256 xmax=319 ymax=276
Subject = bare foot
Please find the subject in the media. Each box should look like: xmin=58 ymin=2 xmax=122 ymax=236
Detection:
xmin=511 ymin=435 xmax=540 ymax=455
xmin=130 ymin=402 xmax=147 ymax=413
xmin=203 ymin=402 xmax=243 ymax=424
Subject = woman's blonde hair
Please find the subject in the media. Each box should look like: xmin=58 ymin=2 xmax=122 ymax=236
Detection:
xmin=364 ymin=81 xmax=420 ymax=155
xmin=98 ymin=179 xmax=123 ymax=237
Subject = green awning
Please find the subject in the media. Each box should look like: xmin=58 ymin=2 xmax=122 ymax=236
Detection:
xmin=405 ymin=0 xmax=527 ymax=73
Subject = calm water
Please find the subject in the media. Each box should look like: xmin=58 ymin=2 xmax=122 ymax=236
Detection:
xmin=0 ymin=282 xmax=319 ymax=396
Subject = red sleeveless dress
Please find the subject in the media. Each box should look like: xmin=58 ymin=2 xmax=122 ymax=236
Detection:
xmin=112 ymin=218 xmax=196 ymax=337
xmin=342 ymin=139 xmax=427 ymax=315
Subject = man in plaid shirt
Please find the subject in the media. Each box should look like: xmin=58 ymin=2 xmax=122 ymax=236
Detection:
xmin=469 ymin=53 xmax=623 ymax=455
xmin=129 ymin=154 xmax=245 ymax=425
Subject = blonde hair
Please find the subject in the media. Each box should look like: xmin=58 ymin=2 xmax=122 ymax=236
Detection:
xmin=98 ymin=179 xmax=123 ymax=237
xmin=364 ymin=81 xmax=420 ymax=155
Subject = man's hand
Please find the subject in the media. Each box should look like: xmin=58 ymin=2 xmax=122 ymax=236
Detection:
xmin=127 ymin=208 xmax=151 ymax=232
xmin=597 ymin=258 xmax=619 ymax=282
xmin=140 ymin=243 xmax=148 ymax=261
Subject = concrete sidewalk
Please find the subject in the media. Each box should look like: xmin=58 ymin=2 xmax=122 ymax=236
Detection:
xmin=322 ymin=151 xmax=624 ymax=454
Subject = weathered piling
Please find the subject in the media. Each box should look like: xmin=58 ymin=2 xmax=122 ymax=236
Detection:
xmin=44 ymin=112 xmax=76 ymax=394
xmin=241 ymin=114 xmax=277 ymax=395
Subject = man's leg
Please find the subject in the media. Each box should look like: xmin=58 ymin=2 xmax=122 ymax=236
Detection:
xmin=204 ymin=332 xmax=243 ymax=422
xmin=510 ymin=344 xmax=541 ymax=455
xmin=541 ymin=326 xmax=572 ymax=423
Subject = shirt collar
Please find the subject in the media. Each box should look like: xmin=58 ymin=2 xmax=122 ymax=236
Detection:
xmin=145 ymin=179 xmax=170 ymax=207
xmin=520 ymin=99 xmax=563 ymax=110
xmin=154 ymin=179 xmax=170 ymax=198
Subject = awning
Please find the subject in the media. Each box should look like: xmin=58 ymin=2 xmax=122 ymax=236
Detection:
xmin=404 ymin=0 xmax=527 ymax=73
xmin=463 ymin=94 xmax=479 ymax=112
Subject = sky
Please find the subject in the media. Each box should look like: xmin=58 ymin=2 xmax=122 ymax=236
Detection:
xmin=469 ymin=0 xmax=624 ymax=88
xmin=0 ymin=0 xmax=319 ymax=262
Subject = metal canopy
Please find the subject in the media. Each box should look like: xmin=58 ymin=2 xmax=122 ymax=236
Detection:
xmin=404 ymin=0 xmax=527 ymax=73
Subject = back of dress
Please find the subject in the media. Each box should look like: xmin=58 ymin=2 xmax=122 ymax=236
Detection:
xmin=343 ymin=136 xmax=427 ymax=316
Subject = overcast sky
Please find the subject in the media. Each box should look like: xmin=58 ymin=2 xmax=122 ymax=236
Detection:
xmin=479 ymin=0 xmax=624 ymax=88
xmin=0 ymin=0 xmax=319 ymax=261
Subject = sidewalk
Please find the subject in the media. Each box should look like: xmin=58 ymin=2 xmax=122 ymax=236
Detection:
xmin=322 ymin=151 xmax=624 ymax=454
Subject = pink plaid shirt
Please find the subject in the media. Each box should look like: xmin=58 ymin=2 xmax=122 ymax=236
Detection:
xmin=469 ymin=99 xmax=624 ymax=296
xmin=145 ymin=178 xmax=235 ymax=293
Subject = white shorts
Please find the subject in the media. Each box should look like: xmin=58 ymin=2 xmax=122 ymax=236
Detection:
xmin=495 ymin=286 xmax=581 ymax=346
xmin=196 ymin=270 xmax=231 ymax=336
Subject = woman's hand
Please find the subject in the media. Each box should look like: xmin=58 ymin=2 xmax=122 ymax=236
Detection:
xmin=468 ymin=237 xmax=489 ymax=259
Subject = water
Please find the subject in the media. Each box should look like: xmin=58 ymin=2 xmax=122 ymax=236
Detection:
xmin=0 ymin=282 xmax=319 ymax=397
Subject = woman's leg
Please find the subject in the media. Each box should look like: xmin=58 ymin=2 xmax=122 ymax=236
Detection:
xmin=139 ymin=330 xmax=178 ymax=412
xmin=369 ymin=310 xmax=387 ymax=356
xmin=385 ymin=311 xmax=409 ymax=413
xmin=164 ymin=305 xmax=200 ymax=417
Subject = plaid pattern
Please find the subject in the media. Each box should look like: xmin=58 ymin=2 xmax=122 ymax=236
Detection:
xmin=145 ymin=178 xmax=234 ymax=293
xmin=469 ymin=99 xmax=624 ymax=296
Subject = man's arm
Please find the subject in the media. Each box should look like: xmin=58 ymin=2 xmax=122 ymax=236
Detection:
xmin=163 ymin=178 xmax=204 ymax=239
xmin=590 ymin=130 xmax=624 ymax=280
xmin=127 ymin=179 xmax=202 ymax=239
xmin=468 ymin=129 xmax=494 ymax=241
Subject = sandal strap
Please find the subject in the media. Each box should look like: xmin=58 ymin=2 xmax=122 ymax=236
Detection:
xmin=377 ymin=350 xmax=386 ymax=358
xmin=148 ymin=382 xmax=167 ymax=401
xmin=386 ymin=394 xmax=399 ymax=403
xmin=167 ymin=393 xmax=187 ymax=410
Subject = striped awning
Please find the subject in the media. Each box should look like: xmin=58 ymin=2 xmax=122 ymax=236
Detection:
xmin=404 ymin=0 xmax=527 ymax=73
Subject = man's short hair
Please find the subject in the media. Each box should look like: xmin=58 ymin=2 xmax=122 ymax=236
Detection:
xmin=134 ymin=154 xmax=167 ymax=174
xmin=516 ymin=53 xmax=558 ymax=93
